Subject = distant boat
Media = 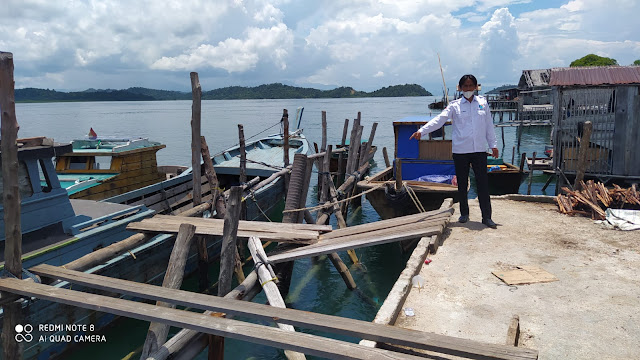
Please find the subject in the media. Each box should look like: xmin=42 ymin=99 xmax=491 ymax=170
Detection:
xmin=55 ymin=132 xmax=179 ymax=200
xmin=357 ymin=118 xmax=462 ymax=219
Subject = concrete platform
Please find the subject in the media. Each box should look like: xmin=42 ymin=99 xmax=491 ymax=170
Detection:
xmin=392 ymin=197 xmax=640 ymax=359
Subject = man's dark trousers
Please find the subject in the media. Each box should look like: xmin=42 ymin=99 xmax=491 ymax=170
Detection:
xmin=453 ymin=152 xmax=491 ymax=220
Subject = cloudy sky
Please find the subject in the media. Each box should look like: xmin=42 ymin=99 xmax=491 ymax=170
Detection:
xmin=2 ymin=0 xmax=639 ymax=93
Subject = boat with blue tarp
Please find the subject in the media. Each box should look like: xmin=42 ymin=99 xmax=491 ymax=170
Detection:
xmin=357 ymin=117 xmax=461 ymax=219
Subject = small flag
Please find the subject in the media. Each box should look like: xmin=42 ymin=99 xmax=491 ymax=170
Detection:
xmin=88 ymin=128 xmax=97 ymax=139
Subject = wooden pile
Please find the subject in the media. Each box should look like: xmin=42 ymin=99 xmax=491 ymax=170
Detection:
xmin=556 ymin=180 xmax=640 ymax=220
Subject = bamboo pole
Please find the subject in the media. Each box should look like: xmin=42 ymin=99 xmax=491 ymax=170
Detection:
xmin=140 ymin=224 xmax=197 ymax=359
xmin=248 ymin=237 xmax=307 ymax=360
xmin=190 ymin=72 xmax=202 ymax=206
xmin=318 ymin=111 xmax=328 ymax=199
xmin=218 ymin=186 xmax=243 ymax=297
xmin=574 ymin=121 xmax=593 ymax=190
xmin=321 ymin=145 xmax=332 ymax=204
xmin=1 ymin=50 xmax=23 ymax=360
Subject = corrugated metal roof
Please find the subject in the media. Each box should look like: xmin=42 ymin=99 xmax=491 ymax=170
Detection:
xmin=518 ymin=69 xmax=551 ymax=89
xmin=549 ymin=66 xmax=640 ymax=86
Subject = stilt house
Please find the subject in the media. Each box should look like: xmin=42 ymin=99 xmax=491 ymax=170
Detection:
xmin=550 ymin=66 xmax=640 ymax=184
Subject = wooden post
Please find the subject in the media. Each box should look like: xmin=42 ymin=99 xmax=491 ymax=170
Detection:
xmin=200 ymin=136 xmax=220 ymax=207
xmin=574 ymin=121 xmax=593 ymax=190
xmin=395 ymin=159 xmax=403 ymax=191
xmin=321 ymin=145 xmax=332 ymax=204
xmin=511 ymin=146 xmax=516 ymax=165
xmin=140 ymin=223 xmax=197 ymax=359
xmin=1 ymin=51 xmax=23 ymax=360
xmin=238 ymin=124 xmax=247 ymax=184
xmin=190 ymin=72 xmax=202 ymax=206
xmin=345 ymin=116 xmax=361 ymax=178
xmin=337 ymin=119 xmax=349 ymax=183
xmin=218 ymin=186 xmax=243 ymax=297
xmin=382 ymin=147 xmax=391 ymax=168
xmin=282 ymin=109 xmax=290 ymax=167
xmin=248 ymin=237 xmax=306 ymax=360
xmin=527 ymin=152 xmax=536 ymax=195
xmin=318 ymin=111 xmax=328 ymax=198
xmin=360 ymin=123 xmax=378 ymax=167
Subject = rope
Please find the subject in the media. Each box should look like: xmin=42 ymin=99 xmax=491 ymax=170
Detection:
xmin=283 ymin=180 xmax=393 ymax=214
xmin=246 ymin=193 xmax=273 ymax=222
xmin=404 ymin=183 xmax=426 ymax=213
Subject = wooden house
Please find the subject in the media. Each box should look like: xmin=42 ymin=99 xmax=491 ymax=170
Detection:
xmin=550 ymin=66 xmax=640 ymax=185
xmin=518 ymin=69 xmax=552 ymax=105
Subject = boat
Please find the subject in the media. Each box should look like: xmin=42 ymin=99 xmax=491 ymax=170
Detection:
xmin=0 ymin=137 xmax=156 ymax=359
xmin=527 ymin=156 xmax=553 ymax=171
xmin=105 ymin=129 xmax=309 ymax=221
xmin=486 ymin=156 xmax=527 ymax=195
xmin=54 ymin=130 xmax=181 ymax=201
xmin=357 ymin=118 xmax=461 ymax=219
xmin=1 ymin=125 xmax=308 ymax=359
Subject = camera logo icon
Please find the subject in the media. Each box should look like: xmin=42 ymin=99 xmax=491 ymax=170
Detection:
xmin=15 ymin=324 xmax=33 ymax=343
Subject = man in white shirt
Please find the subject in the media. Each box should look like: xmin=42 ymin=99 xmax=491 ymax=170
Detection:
xmin=410 ymin=74 xmax=499 ymax=228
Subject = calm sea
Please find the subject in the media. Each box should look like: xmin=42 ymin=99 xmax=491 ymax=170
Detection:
xmin=15 ymin=97 xmax=554 ymax=359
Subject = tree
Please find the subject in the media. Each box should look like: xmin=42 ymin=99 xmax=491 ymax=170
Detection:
xmin=633 ymin=60 xmax=640 ymax=66
xmin=570 ymin=54 xmax=618 ymax=67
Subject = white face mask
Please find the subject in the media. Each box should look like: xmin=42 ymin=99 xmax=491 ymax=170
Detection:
xmin=463 ymin=90 xmax=475 ymax=98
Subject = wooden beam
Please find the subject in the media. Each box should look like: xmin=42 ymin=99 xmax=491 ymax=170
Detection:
xmin=25 ymin=265 xmax=538 ymax=360
xmin=190 ymin=72 xmax=202 ymax=206
xmin=0 ymin=279 xmax=432 ymax=360
xmin=141 ymin=223 xmax=197 ymax=359
xmin=218 ymin=186 xmax=243 ymax=296
xmin=248 ymin=237 xmax=306 ymax=360
xmin=506 ymin=315 xmax=520 ymax=347
xmin=1 ymin=51 xmax=23 ymax=360
xmin=200 ymin=136 xmax=220 ymax=208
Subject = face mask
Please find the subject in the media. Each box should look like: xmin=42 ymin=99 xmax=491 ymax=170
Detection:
xmin=463 ymin=90 xmax=475 ymax=98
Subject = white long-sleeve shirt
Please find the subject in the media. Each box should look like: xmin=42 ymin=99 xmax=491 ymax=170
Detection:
xmin=418 ymin=95 xmax=498 ymax=154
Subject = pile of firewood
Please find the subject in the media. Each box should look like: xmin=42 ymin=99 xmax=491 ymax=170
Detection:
xmin=555 ymin=180 xmax=640 ymax=220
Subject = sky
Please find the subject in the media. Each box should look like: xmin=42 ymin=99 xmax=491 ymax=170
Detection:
xmin=2 ymin=0 xmax=639 ymax=93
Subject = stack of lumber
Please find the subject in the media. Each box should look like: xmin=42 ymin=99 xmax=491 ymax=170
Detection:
xmin=556 ymin=181 xmax=640 ymax=220
xmin=127 ymin=215 xmax=332 ymax=244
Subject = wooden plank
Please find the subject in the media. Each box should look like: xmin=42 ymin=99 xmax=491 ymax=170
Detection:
xmin=506 ymin=315 xmax=520 ymax=347
xmin=0 ymin=280 xmax=431 ymax=360
xmin=219 ymin=186 xmax=243 ymax=296
xmin=492 ymin=265 xmax=558 ymax=285
xmin=141 ymin=223 xmax=197 ymax=358
xmin=269 ymin=224 xmax=446 ymax=263
xmin=249 ymin=237 xmax=307 ymax=360
xmin=319 ymin=208 xmax=452 ymax=240
xmin=149 ymin=215 xmax=332 ymax=233
xmin=27 ymin=265 xmax=538 ymax=360
xmin=191 ymin=72 xmax=202 ymax=206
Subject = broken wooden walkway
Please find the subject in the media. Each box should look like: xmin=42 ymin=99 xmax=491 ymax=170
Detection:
xmin=0 ymin=264 xmax=538 ymax=360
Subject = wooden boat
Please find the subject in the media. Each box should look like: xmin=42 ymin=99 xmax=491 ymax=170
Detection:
xmin=486 ymin=157 xmax=527 ymax=195
xmin=0 ymin=137 xmax=156 ymax=359
xmin=527 ymin=156 xmax=553 ymax=171
xmin=55 ymin=134 xmax=179 ymax=201
xmin=357 ymin=118 xmax=461 ymax=219
xmin=105 ymin=129 xmax=309 ymax=221
xmin=1 ymin=128 xmax=307 ymax=359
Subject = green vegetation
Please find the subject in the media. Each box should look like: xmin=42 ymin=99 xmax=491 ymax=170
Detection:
xmin=486 ymin=84 xmax=518 ymax=94
xmin=633 ymin=60 xmax=640 ymax=66
xmin=15 ymin=83 xmax=432 ymax=103
xmin=570 ymin=54 xmax=618 ymax=67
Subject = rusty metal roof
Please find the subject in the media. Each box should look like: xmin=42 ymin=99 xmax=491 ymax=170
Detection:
xmin=549 ymin=66 xmax=640 ymax=86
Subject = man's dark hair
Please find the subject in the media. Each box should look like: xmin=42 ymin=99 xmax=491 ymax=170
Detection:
xmin=458 ymin=74 xmax=478 ymax=87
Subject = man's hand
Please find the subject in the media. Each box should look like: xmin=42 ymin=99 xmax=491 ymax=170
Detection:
xmin=409 ymin=131 xmax=421 ymax=141
xmin=491 ymin=148 xmax=499 ymax=158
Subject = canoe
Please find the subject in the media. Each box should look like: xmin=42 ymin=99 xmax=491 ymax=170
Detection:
xmin=55 ymin=134 xmax=180 ymax=201
xmin=357 ymin=118 xmax=461 ymax=219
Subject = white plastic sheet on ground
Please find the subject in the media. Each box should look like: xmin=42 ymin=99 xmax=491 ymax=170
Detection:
xmin=597 ymin=209 xmax=640 ymax=231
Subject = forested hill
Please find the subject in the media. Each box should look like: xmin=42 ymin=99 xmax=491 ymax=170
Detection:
xmin=15 ymin=83 xmax=432 ymax=102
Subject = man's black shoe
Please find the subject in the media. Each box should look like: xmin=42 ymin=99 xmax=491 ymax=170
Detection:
xmin=482 ymin=218 xmax=497 ymax=229
xmin=458 ymin=215 xmax=469 ymax=223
